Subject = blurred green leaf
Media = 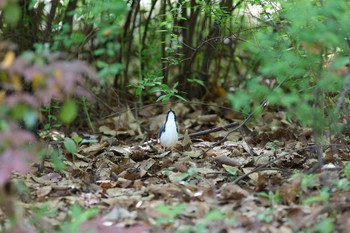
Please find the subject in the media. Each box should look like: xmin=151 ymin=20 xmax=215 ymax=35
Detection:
xmin=64 ymin=137 xmax=77 ymax=154
xmin=23 ymin=110 xmax=38 ymax=129
xmin=313 ymin=217 xmax=334 ymax=233
xmin=204 ymin=209 xmax=225 ymax=221
xmin=59 ymin=204 xmax=99 ymax=232
xmin=344 ymin=162 xmax=350 ymax=179
xmin=50 ymin=150 xmax=66 ymax=170
xmin=3 ymin=2 xmax=21 ymax=26
xmin=60 ymin=99 xmax=77 ymax=124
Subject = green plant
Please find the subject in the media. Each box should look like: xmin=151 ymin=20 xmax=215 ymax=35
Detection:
xmin=41 ymin=100 xmax=62 ymax=133
xmin=229 ymin=0 xmax=350 ymax=137
xmin=257 ymin=191 xmax=281 ymax=206
xmin=41 ymin=96 xmax=95 ymax=135
xmin=177 ymin=209 xmax=229 ymax=233
xmin=265 ymin=140 xmax=281 ymax=150
xmin=297 ymin=173 xmax=319 ymax=190
xmin=64 ymin=137 xmax=77 ymax=163
xmin=50 ymin=149 xmax=66 ymax=171
xmin=64 ymin=137 xmax=77 ymax=154
xmin=303 ymin=187 xmax=330 ymax=205
xmin=81 ymin=97 xmax=95 ymax=132
xmin=154 ymin=203 xmax=187 ymax=225
xmin=312 ymin=217 xmax=335 ymax=233
xmin=344 ymin=161 xmax=350 ymax=179
xmin=59 ymin=204 xmax=99 ymax=233
xmin=333 ymin=178 xmax=349 ymax=191
xmin=163 ymin=164 xmax=199 ymax=184
xmin=256 ymin=208 xmax=274 ymax=223
xmin=130 ymin=72 xmax=187 ymax=104
xmin=50 ymin=0 xmax=127 ymax=85
xmin=30 ymin=203 xmax=57 ymax=226
xmin=223 ymin=165 xmax=238 ymax=180
xmin=60 ymin=98 xmax=78 ymax=124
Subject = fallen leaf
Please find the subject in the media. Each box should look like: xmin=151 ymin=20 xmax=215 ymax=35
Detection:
xmin=218 ymin=184 xmax=249 ymax=200
xmin=99 ymin=125 xmax=117 ymax=136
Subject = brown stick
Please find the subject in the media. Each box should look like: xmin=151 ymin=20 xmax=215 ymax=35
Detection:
xmin=232 ymin=145 xmax=315 ymax=184
xmin=178 ymin=121 xmax=239 ymax=140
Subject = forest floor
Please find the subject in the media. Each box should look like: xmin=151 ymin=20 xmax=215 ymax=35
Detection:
xmin=5 ymin=102 xmax=350 ymax=233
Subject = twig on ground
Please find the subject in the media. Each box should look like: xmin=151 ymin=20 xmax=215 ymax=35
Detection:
xmin=232 ymin=145 xmax=316 ymax=184
xmin=198 ymin=100 xmax=268 ymax=157
xmin=178 ymin=121 xmax=240 ymax=140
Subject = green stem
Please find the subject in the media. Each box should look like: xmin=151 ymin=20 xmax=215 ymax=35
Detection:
xmin=82 ymin=97 xmax=95 ymax=133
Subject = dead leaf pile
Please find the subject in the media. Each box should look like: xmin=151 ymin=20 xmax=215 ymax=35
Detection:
xmin=1 ymin=103 xmax=350 ymax=233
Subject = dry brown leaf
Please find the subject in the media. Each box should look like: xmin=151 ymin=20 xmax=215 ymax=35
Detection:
xmin=139 ymin=158 xmax=156 ymax=172
xmin=218 ymin=183 xmax=249 ymax=200
xmin=130 ymin=149 xmax=149 ymax=161
xmin=267 ymin=225 xmax=294 ymax=233
xmin=120 ymin=168 xmax=141 ymax=180
xmin=215 ymin=156 xmax=241 ymax=167
xmin=103 ymin=207 xmax=137 ymax=222
xmin=197 ymin=114 xmax=219 ymax=123
xmin=182 ymin=129 xmax=192 ymax=151
xmin=109 ymin=146 xmax=132 ymax=157
xmin=210 ymin=147 xmax=231 ymax=157
xmin=81 ymin=142 xmax=108 ymax=155
xmin=279 ymin=176 xmax=301 ymax=204
xmin=167 ymin=171 xmax=186 ymax=183
xmin=99 ymin=125 xmax=117 ymax=136
xmin=149 ymin=114 xmax=164 ymax=131
xmin=110 ymin=159 xmax=134 ymax=176
xmin=113 ymin=108 xmax=142 ymax=135
xmin=242 ymin=167 xmax=259 ymax=182
xmin=195 ymin=167 xmax=218 ymax=175
xmin=36 ymin=186 xmax=52 ymax=199
xmin=172 ymin=161 xmax=189 ymax=173
xmin=241 ymin=141 xmax=254 ymax=156
xmin=31 ymin=175 xmax=52 ymax=185
xmin=183 ymin=151 xmax=201 ymax=158
xmin=254 ymin=173 xmax=269 ymax=192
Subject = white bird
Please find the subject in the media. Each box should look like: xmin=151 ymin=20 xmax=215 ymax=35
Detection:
xmin=159 ymin=109 xmax=178 ymax=148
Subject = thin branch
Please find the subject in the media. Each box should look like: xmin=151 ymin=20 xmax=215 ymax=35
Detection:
xmin=178 ymin=121 xmax=239 ymax=140
xmin=232 ymin=145 xmax=316 ymax=184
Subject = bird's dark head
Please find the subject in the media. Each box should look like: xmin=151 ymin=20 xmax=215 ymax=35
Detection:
xmin=166 ymin=109 xmax=176 ymax=122
xmin=159 ymin=109 xmax=177 ymax=137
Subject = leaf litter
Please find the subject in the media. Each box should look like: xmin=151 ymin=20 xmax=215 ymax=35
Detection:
xmin=2 ymin=103 xmax=350 ymax=233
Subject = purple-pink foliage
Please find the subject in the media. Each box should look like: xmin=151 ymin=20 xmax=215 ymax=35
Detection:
xmin=1 ymin=52 xmax=99 ymax=185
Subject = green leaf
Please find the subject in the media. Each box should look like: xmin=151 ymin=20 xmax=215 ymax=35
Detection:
xmin=330 ymin=56 xmax=349 ymax=70
xmin=344 ymin=162 xmax=350 ymax=179
xmin=0 ymin=120 xmax=8 ymax=131
xmin=188 ymin=78 xmax=205 ymax=87
xmin=223 ymin=165 xmax=237 ymax=177
xmin=59 ymin=204 xmax=99 ymax=232
xmin=313 ymin=217 xmax=334 ymax=233
xmin=156 ymin=203 xmax=186 ymax=219
xmin=51 ymin=150 xmax=66 ymax=170
xmin=70 ymin=32 xmax=86 ymax=46
xmin=23 ymin=110 xmax=37 ymax=129
xmin=93 ymin=48 xmax=106 ymax=56
xmin=73 ymin=136 xmax=83 ymax=144
xmin=96 ymin=60 xmax=108 ymax=68
xmin=157 ymin=95 xmax=170 ymax=103
xmin=149 ymin=86 xmax=161 ymax=93
xmin=64 ymin=138 xmax=77 ymax=154
xmin=204 ymin=209 xmax=225 ymax=220
xmin=3 ymin=3 xmax=21 ymax=26
xmin=303 ymin=188 xmax=329 ymax=204
xmin=59 ymin=99 xmax=78 ymax=124
xmin=175 ymin=95 xmax=187 ymax=102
